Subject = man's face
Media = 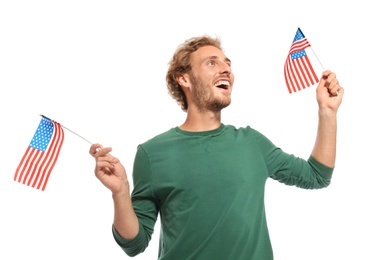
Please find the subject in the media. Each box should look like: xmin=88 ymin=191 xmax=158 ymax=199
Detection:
xmin=188 ymin=45 xmax=234 ymax=112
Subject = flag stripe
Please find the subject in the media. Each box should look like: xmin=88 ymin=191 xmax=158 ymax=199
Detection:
xmin=23 ymin=149 xmax=41 ymax=185
xmin=26 ymin=150 xmax=43 ymax=186
xmin=284 ymin=60 xmax=295 ymax=93
xmin=37 ymin=124 xmax=64 ymax=190
xmin=294 ymin=58 xmax=309 ymax=89
xmin=288 ymin=38 xmax=311 ymax=54
xmin=304 ymin=55 xmax=319 ymax=83
xmin=14 ymin=117 xmax=64 ymax=191
xmin=14 ymin=146 xmax=34 ymax=183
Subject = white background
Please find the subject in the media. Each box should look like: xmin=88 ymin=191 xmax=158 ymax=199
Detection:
xmin=1 ymin=1 xmax=366 ymax=259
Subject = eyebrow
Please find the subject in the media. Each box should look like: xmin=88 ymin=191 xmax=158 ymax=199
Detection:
xmin=208 ymin=55 xmax=232 ymax=63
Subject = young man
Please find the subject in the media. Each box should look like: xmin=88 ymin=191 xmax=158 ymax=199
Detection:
xmin=89 ymin=35 xmax=344 ymax=259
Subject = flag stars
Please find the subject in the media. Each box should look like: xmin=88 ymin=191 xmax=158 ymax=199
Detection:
xmin=293 ymin=28 xmax=305 ymax=43
xmin=291 ymin=50 xmax=307 ymax=60
xmin=29 ymin=118 xmax=54 ymax=152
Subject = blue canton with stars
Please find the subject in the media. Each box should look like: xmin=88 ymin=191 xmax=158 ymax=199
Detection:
xmin=293 ymin=28 xmax=305 ymax=43
xmin=291 ymin=50 xmax=307 ymax=60
xmin=291 ymin=28 xmax=307 ymax=60
xmin=29 ymin=117 xmax=54 ymax=152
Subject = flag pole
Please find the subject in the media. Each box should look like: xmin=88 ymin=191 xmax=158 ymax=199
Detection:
xmin=310 ymin=46 xmax=325 ymax=71
xmin=40 ymin=114 xmax=93 ymax=145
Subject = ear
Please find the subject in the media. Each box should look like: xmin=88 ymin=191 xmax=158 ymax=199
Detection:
xmin=176 ymin=73 xmax=191 ymax=90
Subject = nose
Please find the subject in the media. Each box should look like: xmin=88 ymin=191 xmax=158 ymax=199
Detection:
xmin=220 ymin=61 xmax=232 ymax=76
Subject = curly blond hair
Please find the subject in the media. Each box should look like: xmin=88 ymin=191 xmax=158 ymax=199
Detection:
xmin=166 ymin=35 xmax=223 ymax=112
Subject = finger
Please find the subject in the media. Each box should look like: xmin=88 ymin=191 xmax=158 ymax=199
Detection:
xmin=96 ymin=154 xmax=118 ymax=168
xmin=320 ymin=71 xmax=338 ymax=95
xmin=321 ymin=70 xmax=332 ymax=80
xmin=327 ymin=72 xmax=337 ymax=85
xmin=95 ymin=147 xmax=113 ymax=159
xmin=95 ymin=160 xmax=115 ymax=175
xmin=317 ymin=70 xmax=330 ymax=90
xmin=326 ymin=75 xmax=342 ymax=96
xmin=89 ymin=143 xmax=103 ymax=156
xmin=329 ymin=83 xmax=343 ymax=97
xmin=325 ymin=76 xmax=336 ymax=89
xmin=95 ymin=167 xmax=113 ymax=179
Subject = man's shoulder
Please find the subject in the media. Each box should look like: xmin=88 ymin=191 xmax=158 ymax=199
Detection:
xmin=141 ymin=127 xmax=177 ymax=146
xmin=224 ymin=124 xmax=253 ymax=133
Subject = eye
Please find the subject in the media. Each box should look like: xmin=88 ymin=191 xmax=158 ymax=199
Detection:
xmin=207 ymin=60 xmax=216 ymax=66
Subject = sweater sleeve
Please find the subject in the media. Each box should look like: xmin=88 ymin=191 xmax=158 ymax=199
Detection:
xmin=269 ymin=155 xmax=333 ymax=189
xmin=252 ymin=128 xmax=334 ymax=189
xmin=112 ymin=145 xmax=159 ymax=256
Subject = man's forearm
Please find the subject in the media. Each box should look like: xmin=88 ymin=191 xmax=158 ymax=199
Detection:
xmin=311 ymin=109 xmax=337 ymax=168
xmin=112 ymin=189 xmax=139 ymax=240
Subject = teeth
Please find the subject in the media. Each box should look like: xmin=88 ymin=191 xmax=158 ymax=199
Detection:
xmin=214 ymin=81 xmax=230 ymax=87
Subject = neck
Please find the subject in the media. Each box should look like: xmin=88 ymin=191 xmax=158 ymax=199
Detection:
xmin=179 ymin=108 xmax=222 ymax=132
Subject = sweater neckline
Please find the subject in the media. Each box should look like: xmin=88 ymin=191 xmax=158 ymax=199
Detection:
xmin=174 ymin=123 xmax=225 ymax=137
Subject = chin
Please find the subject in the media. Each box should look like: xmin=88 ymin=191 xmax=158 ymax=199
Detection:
xmin=211 ymin=100 xmax=231 ymax=111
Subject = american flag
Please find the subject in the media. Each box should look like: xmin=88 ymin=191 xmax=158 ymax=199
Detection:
xmin=14 ymin=116 xmax=64 ymax=191
xmin=284 ymin=28 xmax=319 ymax=93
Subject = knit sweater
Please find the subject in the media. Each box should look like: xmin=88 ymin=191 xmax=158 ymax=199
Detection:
xmin=112 ymin=124 xmax=333 ymax=259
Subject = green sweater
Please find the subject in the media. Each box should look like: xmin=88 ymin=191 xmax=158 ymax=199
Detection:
xmin=112 ymin=124 xmax=333 ymax=259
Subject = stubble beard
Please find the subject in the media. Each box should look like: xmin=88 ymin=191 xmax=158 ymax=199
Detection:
xmin=189 ymin=73 xmax=231 ymax=113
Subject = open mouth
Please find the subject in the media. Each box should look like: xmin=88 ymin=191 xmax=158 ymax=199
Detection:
xmin=214 ymin=80 xmax=230 ymax=90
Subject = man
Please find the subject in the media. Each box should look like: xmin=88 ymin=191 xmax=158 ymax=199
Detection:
xmin=89 ymin=35 xmax=344 ymax=259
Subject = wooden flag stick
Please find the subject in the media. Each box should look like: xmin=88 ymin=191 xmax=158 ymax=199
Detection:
xmin=40 ymin=114 xmax=93 ymax=145
xmin=310 ymin=46 xmax=325 ymax=71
